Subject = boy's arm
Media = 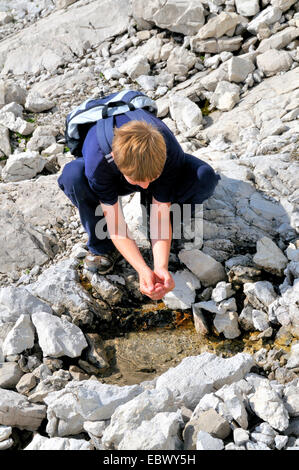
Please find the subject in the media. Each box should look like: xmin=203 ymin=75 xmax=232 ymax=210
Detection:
xmin=101 ymin=201 xmax=156 ymax=297
xmin=150 ymin=197 xmax=175 ymax=296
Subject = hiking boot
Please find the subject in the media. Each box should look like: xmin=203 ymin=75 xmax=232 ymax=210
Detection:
xmin=84 ymin=249 xmax=122 ymax=274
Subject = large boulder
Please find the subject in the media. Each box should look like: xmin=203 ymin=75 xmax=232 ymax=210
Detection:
xmin=132 ymin=0 xmax=205 ymax=35
xmin=0 ymin=0 xmax=131 ymax=75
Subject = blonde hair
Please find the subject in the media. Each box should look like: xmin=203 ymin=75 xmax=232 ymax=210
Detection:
xmin=112 ymin=120 xmax=166 ymax=181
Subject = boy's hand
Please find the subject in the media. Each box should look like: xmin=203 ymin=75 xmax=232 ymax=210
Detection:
xmin=138 ymin=266 xmax=174 ymax=300
xmin=153 ymin=267 xmax=175 ymax=299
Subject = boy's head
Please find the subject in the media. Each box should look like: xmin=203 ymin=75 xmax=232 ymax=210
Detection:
xmin=112 ymin=120 xmax=166 ymax=183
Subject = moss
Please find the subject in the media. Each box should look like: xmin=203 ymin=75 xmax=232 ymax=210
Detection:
xmin=201 ymin=99 xmax=214 ymax=116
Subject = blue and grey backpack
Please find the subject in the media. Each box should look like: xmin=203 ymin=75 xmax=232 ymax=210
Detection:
xmin=65 ymin=89 xmax=158 ymax=158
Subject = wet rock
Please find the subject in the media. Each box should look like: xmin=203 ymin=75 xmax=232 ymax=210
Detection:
xmin=31 ymin=311 xmax=88 ymax=359
xmin=84 ymin=270 xmax=123 ymax=305
xmin=2 ymin=314 xmax=35 ymax=356
xmin=192 ymin=304 xmax=209 ymax=336
xmin=85 ymin=333 xmax=110 ymax=372
xmin=0 ymin=388 xmax=46 ymax=431
xmin=228 ymin=265 xmax=263 ymax=284
xmin=178 ymin=249 xmax=226 ymax=287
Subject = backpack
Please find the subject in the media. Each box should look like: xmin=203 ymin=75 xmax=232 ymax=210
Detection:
xmin=65 ymin=89 xmax=158 ymax=158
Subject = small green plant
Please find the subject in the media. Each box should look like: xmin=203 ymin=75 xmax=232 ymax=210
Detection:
xmin=26 ymin=117 xmax=36 ymax=123
xmin=15 ymin=131 xmax=32 ymax=142
xmin=201 ymin=99 xmax=214 ymax=116
xmin=64 ymin=146 xmax=70 ymax=153
xmin=25 ymin=269 xmax=31 ymax=274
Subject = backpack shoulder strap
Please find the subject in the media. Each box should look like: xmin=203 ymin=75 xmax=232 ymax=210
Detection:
xmin=96 ymin=116 xmax=114 ymax=157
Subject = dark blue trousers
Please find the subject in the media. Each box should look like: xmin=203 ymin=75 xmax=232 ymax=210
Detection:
xmin=57 ymin=155 xmax=220 ymax=255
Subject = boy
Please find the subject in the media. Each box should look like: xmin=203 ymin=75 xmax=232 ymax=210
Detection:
xmin=58 ymin=110 xmax=220 ymax=301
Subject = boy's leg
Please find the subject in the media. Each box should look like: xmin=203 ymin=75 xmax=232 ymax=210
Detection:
xmin=172 ymin=154 xmax=221 ymax=247
xmin=57 ymin=158 xmax=115 ymax=255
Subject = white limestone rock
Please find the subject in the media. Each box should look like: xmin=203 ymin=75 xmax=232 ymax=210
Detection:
xmin=169 ymin=93 xmax=202 ymax=133
xmin=286 ymin=343 xmax=299 ymax=369
xmin=0 ymin=389 xmax=46 ymax=431
xmin=45 ymin=380 xmax=143 ymax=436
xmin=118 ymin=55 xmax=150 ymax=79
xmin=196 ymin=431 xmax=224 ymax=450
xmin=2 ymin=151 xmax=46 ymax=183
xmin=257 ymin=26 xmax=299 ymax=53
xmin=178 ymin=249 xmax=226 ymax=287
xmin=132 ymin=0 xmax=205 ymax=36
xmin=243 ymin=281 xmax=277 ymax=311
xmin=214 ymin=311 xmax=241 ymax=339
xmin=257 ymin=49 xmax=293 ymax=77
xmin=2 ymin=314 xmax=35 ymax=356
xmin=211 ymin=282 xmax=235 ymax=302
xmin=234 ymin=428 xmax=250 ymax=445
xmin=102 ymin=388 xmax=183 ymax=449
xmin=24 ymin=433 xmax=93 ymax=450
xmin=215 ymin=383 xmax=248 ymax=428
xmin=25 ymin=92 xmax=55 ymax=113
xmin=31 ymin=311 xmax=88 ymax=358
xmin=286 ymin=243 xmax=299 ymax=262
xmin=0 ymin=286 xmax=52 ymax=324
xmin=0 ymin=0 xmax=131 ymax=75
xmin=253 ymin=237 xmax=288 ymax=275
xmin=211 ymin=81 xmax=240 ymax=111
xmin=252 ymin=309 xmax=270 ymax=331
xmin=227 ymin=56 xmax=255 ymax=83
xmin=197 ymin=12 xmax=241 ymax=40
xmin=0 ymin=111 xmax=34 ymax=135
xmin=27 ymin=259 xmax=98 ymax=322
xmin=0 ymin=125 xmax=11 ymax=156
xmin=248 ymin=384 xmax=289 ymax=431
xmin=235 ymin=0 xmax=260 ymax=16
xmin=0 ymin=425 xmax=12 ymax=442
xmin=163 ymin=270 xmax=200 ymax=310
xmin=247 ymin=6 xmax=282 ymax=34
xmin=167 ymin=46 xmax=197 ymax=76
xmin=119 ymin=410 xmax=183 ymax=450
xmin=270 ymin=0 xmax=297 ymax=12
xmin=155 ymin=353 xmax=254 ymax=409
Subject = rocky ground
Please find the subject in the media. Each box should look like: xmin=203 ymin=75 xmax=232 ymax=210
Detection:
xmin=0 ymin=0 xmax=298 ymax=451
